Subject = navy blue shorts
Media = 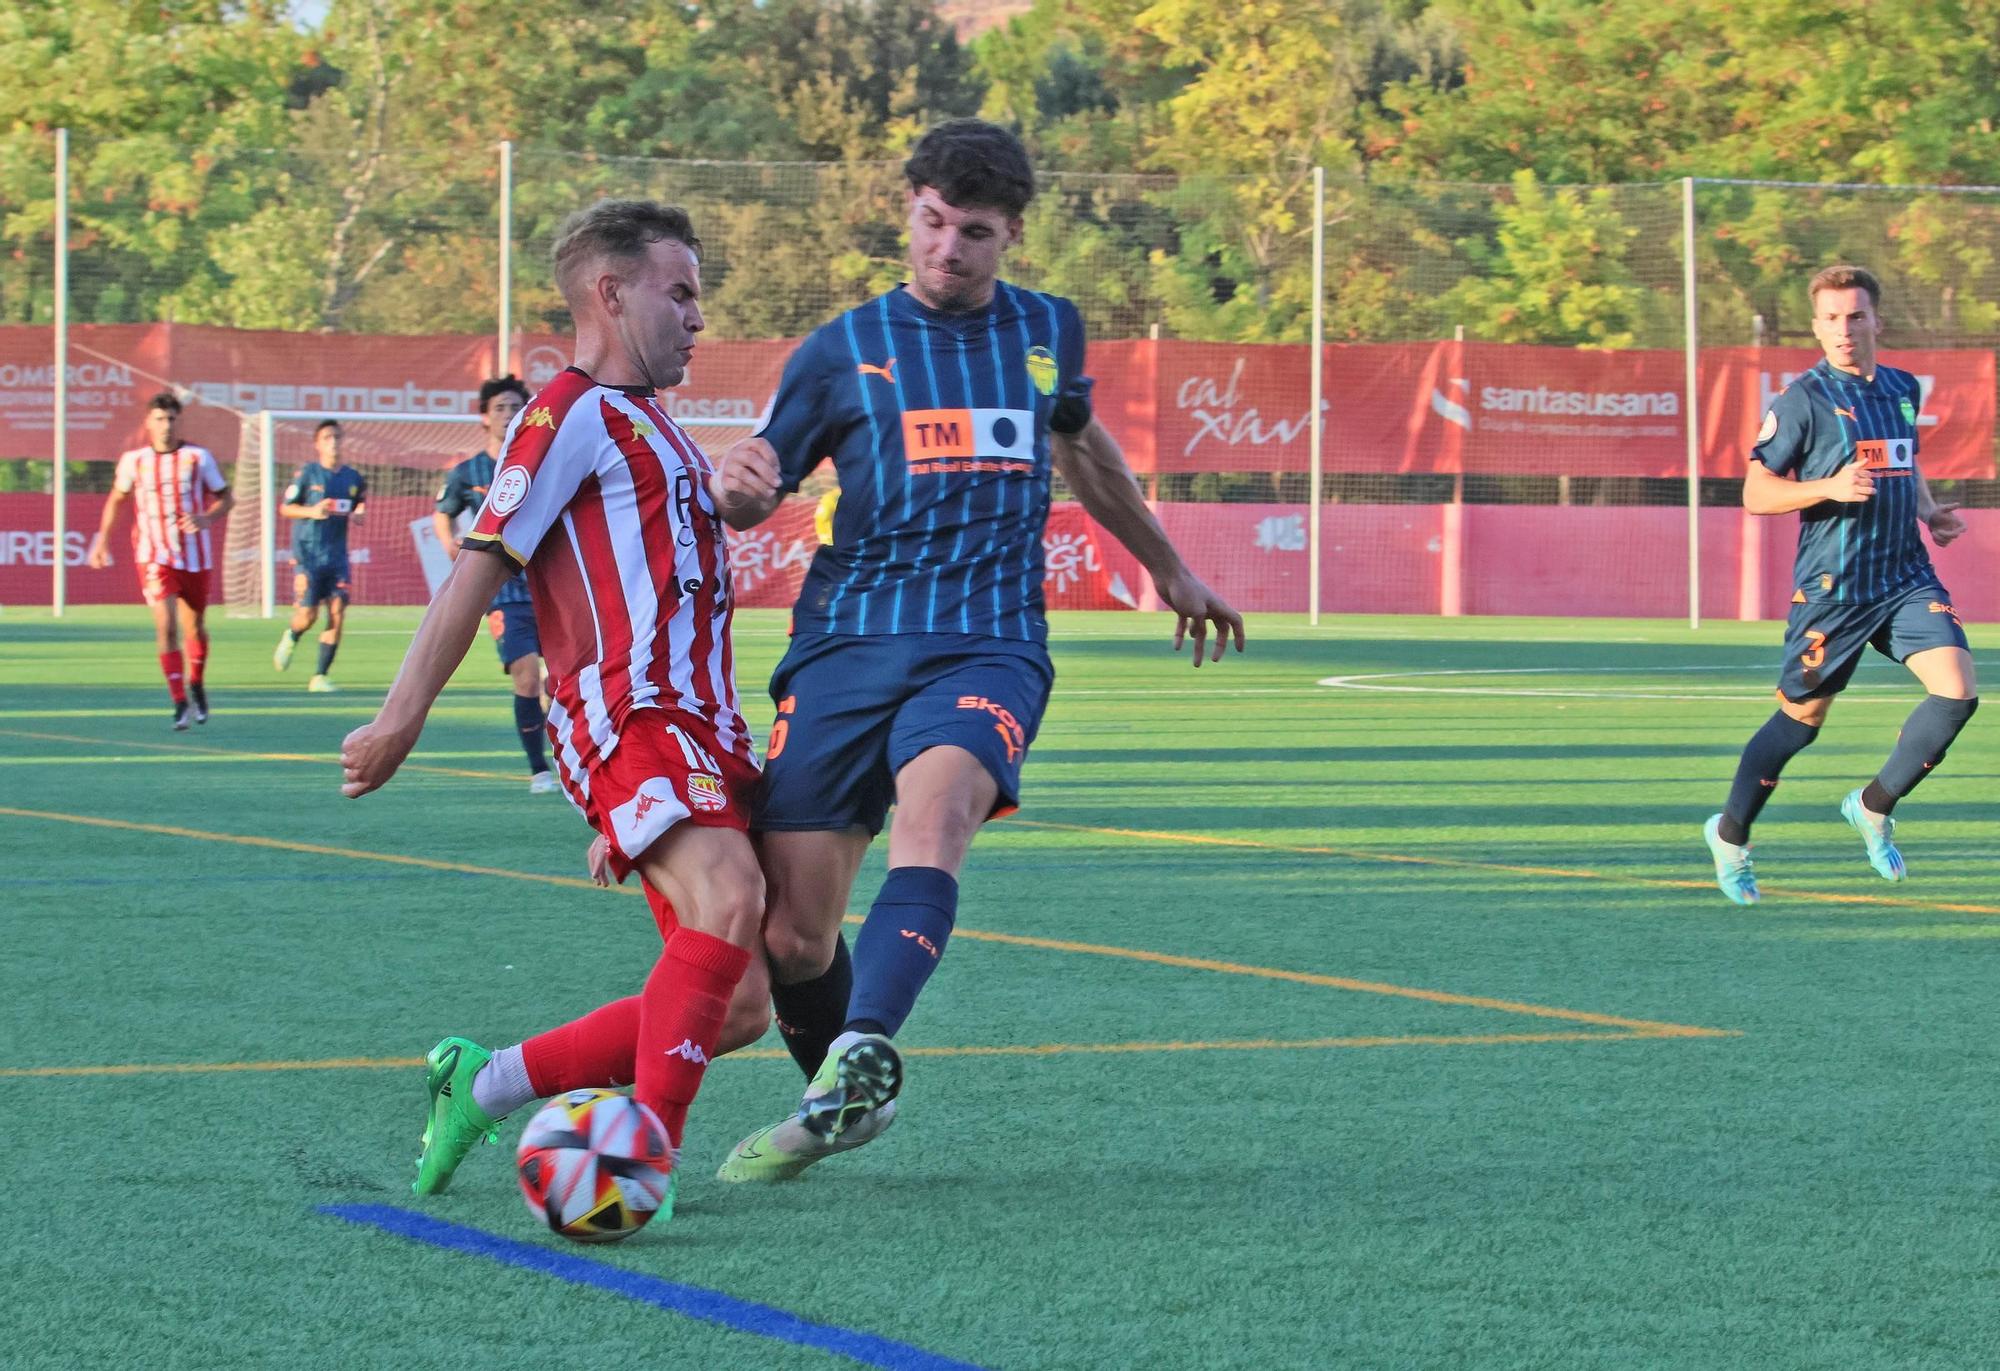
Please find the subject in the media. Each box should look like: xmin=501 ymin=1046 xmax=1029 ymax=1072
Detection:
xmin=1778 ymin=578 xmax=1968 ymax=701
xmin=487 ymin=602 xmax=541 ymax=669
xmin=292 ymin=560 xmax=351 ymax=609
xmin=753 ymin=633 xmax=1055 ymax=836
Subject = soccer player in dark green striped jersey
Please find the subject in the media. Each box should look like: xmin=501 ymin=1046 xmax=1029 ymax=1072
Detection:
xmin=707 ymin=119 xmax=1245 ymax=1181
xmin=273 ymin=419 xmax=367 ymax=693
xmin=1704 ymin=265 xmax=1977 ymax=904
xmin=433 ymin=376 xmax=557 ymax=794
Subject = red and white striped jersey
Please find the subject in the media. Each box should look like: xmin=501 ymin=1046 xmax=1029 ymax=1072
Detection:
xmin=464 ymin=367 xmax=749 ymax=772
xmin=112 ymin=445 xmax=229 ymax=572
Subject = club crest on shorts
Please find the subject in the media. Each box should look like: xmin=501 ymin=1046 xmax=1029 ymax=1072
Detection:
xmin=1026 ymin=345 xmax=1059 ymax=397
xmin=685 ymin=773 xmax=728 ymax=813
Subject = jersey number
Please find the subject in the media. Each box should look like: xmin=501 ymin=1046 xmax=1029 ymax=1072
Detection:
xmin=1801 ymin=630 xmax=1827 ymax=671
xmin=768 ymin=694 xmax=796 ymax=760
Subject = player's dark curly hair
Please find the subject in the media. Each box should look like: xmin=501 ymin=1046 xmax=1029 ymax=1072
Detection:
xmin=904 ymin=119 xmax=1036 ymax=218
xmin=1809 ymin=264 xmax=1881 ymax=308
xmin=146 ymin=391 xmax=182 ymax=416
xmin=551 ymin=200 xmax=702 ymax=304
xmin=479 ymin=375 xmax=531 ymax=412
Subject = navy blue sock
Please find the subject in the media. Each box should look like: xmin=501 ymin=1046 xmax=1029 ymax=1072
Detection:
xmin=513 ymin=693 xmax=549 ymax=773
xmin=1720 ymin=710 xmax=1820 ymax=843
xmin=1865 ymin=695 xmax=1979 ymax=814
xmin=845 ymin=867 xmax=957 ymax=1038
xmin=771 ymin=935 xmax=852 ymax=1077
xmin=315 ymin=639 xmax=339 ymax=675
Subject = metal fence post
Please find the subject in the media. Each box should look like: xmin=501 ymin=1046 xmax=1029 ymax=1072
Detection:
xmin=498 ymin=139 xmax=513 ymax=377
xmin=1308 ymin=165 xmax=1324 ymax=626
xmin=52 ymin=128 xmax=69 ymax=617
xmin=1681 ymin=176 xmax=1702 ymax=630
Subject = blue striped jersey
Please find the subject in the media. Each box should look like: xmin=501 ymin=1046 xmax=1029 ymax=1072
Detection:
xmin=757 ymin=282 xmax=1092 ymax=641
xmin=436 ymin=451 xmax=533 ymax=608
xmin=1753 ymin=359 xmax=1936 ymax=604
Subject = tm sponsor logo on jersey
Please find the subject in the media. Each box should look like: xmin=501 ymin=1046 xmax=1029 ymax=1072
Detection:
xmin=901 ymin=407 xmax=1036 ymax=467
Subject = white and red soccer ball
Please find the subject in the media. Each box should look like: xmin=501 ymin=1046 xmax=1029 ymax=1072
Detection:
xmin=515 ymin=1089 xmax=673 ymax=1243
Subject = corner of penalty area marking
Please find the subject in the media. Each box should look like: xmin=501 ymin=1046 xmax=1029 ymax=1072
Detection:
xmin=315 ymin=1205 xmax=995 ymax=1371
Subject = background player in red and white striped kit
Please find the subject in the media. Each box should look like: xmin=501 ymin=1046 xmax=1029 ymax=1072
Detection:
xmin=339 ymin=201 xmax=769 ymax=1203
xmin=85 ymin=391 xmax=235 ymax=729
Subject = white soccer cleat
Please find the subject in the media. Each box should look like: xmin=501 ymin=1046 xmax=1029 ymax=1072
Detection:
xmin=308 ymin=674 xmax=339 ymax=693
xmin=529 ymin=770 xmax=558 ymax=795
xmin=273 ymin=633 xmax=295 ymax=672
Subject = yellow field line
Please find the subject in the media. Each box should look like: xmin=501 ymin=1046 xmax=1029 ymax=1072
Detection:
xmin=0 ymin=728 xmax=510 ymax=783
xmin=0 ymin=1031 xmax=1660 ymax=1079
xmin=1000 ymin=818 xmax=2000 ymax=919
xmin=0 ymin=804 xmax=1732 ymax=1037
xmin=0 ymin=806 xmax=603 ymax=892
xmin=939 ymin=927 xmax=1731 ymax=1037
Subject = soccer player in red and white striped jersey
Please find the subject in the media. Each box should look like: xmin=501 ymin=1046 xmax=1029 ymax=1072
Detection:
xmin=340 ymin=201 xmax=769 ymax=1201
xmin=85 ymin=392 xmax=234 ymax=729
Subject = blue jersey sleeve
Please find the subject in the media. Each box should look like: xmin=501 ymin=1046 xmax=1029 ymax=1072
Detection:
xmin=1751 ymin=382 xmax=1814 ymax=479
xmin=436 ymin=461 xmax=470 ymax=516
xmin=351 ymin=469 xmax=368 ymax=504
xmin=1050 ymin=296 xmax=1094 ymax=435
xmin=758 ymin=328 xmax=842 ymax=493
xmin=283 ymin=465 xmax=315 ymax=506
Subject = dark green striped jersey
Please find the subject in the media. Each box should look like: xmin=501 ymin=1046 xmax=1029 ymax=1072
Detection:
xmin=757 ymin=282 xmax=1092 ymax=642
xmin=1752 ymin=359 xmax=1935 ymax=604
xmin=436 ymin=451 xmax=532 ymax=608
xmin=285 ymin=462 xmax=366 ymax=568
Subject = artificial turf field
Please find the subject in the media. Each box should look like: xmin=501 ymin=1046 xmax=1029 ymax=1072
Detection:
xmin=2 ymin=606 xmax=1996 ymax=1370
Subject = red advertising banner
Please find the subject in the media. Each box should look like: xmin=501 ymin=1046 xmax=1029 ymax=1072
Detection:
xmin=2 ymin=325 xmax=1992 ymax=480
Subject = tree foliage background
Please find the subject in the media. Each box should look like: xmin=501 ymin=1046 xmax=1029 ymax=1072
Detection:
xmin=5 ymin=0 xmax=2000 ymax=344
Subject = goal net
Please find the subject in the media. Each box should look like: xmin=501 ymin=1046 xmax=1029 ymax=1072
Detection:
xmin=224 ymin=410 xmax=761 ymax=616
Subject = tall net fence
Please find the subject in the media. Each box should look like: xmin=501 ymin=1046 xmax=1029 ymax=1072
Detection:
xmin=3 ymin=138 xmax=1997 ymax=619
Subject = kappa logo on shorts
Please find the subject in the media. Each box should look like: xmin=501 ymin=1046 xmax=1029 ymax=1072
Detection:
xmin=685 ymin=773 xmax=729 ymax=813
xmin=632 ymin=789 xmax=668 ymax=821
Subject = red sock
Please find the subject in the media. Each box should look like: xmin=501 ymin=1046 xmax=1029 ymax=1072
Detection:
xmin=635 ymin=926 xmax=752 ymax=1149
xmin=159 ymin=651 xmax=186 ymax=703
xmin=520 ymin=996 xmax=641 ymax=1096
xmin=186 ymin=634 xmax=208 ymax=686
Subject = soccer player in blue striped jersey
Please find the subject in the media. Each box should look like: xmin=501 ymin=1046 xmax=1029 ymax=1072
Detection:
xmin=708 ymin=119 xmax=1245 ymax=1180
xmin=1704 ymin=265 xmax=1977 ymax=903
xmin=433 ymin=376 xmax=557 ymax=794
xmin=273 ymin=419 xmax=366 ymax=692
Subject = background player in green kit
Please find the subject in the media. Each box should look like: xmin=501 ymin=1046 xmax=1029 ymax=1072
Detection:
xmin=433 ymin=376 xmax=557 ymax=794
xmin=274 ymin=418 xmax=367 ymax=693
xmin=707 ymin=119 xmax=1244 ymax=1181
xmin=1704 ymin=265 xmax=1977 ymax=903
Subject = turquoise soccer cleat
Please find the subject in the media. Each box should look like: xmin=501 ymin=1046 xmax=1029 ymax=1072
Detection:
xmin=1703 ymin=814 xmax=1760 ymax=905
xmin=1840 ymin=789 xmax=1906 ymax=882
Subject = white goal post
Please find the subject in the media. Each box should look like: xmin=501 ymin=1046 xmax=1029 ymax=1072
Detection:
xmin=225 ymin=409 xmax=761 ymax=617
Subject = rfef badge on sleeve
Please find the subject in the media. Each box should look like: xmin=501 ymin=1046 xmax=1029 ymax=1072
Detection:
xmin=1855 ymin=437 xmax=1915 ymax=475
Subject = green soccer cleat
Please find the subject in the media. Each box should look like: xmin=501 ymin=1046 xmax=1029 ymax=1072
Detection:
xmin=714 ymin=1101 xmax=899 ymax=1184
xmin=413 ymin=1036 xmax=503 ymax=1196
xmin=1840 ymin=789 xmax=1906 ymax=882
xmin=1702 ymin=814 xmax=1760 ymax=905
xmin=799 ymin=1032 xmax=903 ymax=1141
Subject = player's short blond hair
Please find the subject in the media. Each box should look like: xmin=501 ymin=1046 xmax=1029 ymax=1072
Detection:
xmin=552 ymin=200 xmax=702 ymax=307
xmin=1808 ymin=264 xmax=1881 ymax=308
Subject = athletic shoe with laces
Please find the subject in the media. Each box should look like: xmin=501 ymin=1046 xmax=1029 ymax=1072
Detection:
xmin=529 ymin=770 xmax=558 ymax=795
xmin=413 ymin=1036 xmax=504 ymax=1196
xmin=714 ymin=1100 xmax=898 ymax=1184
xmin=273 ymin=633 xmax=295 ymax=672
xmin=1702 ymin=814 xmax=1759 ymax=905
xmin=1840 ymin=789 xmax=1906 ymax=882
xmin=171 ymin=699 xmax=192 ymax=732
xmin=188 ymin=682 xmax=208 ymax=725
xmin=308 ymin=674 xmax=339 ymax=693
xmin=799 ymin=1031 xmax=902 ymax=1140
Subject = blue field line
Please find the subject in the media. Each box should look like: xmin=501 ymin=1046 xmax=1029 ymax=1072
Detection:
xmin=317 ymin=1204 xmax=993 ymax=1371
